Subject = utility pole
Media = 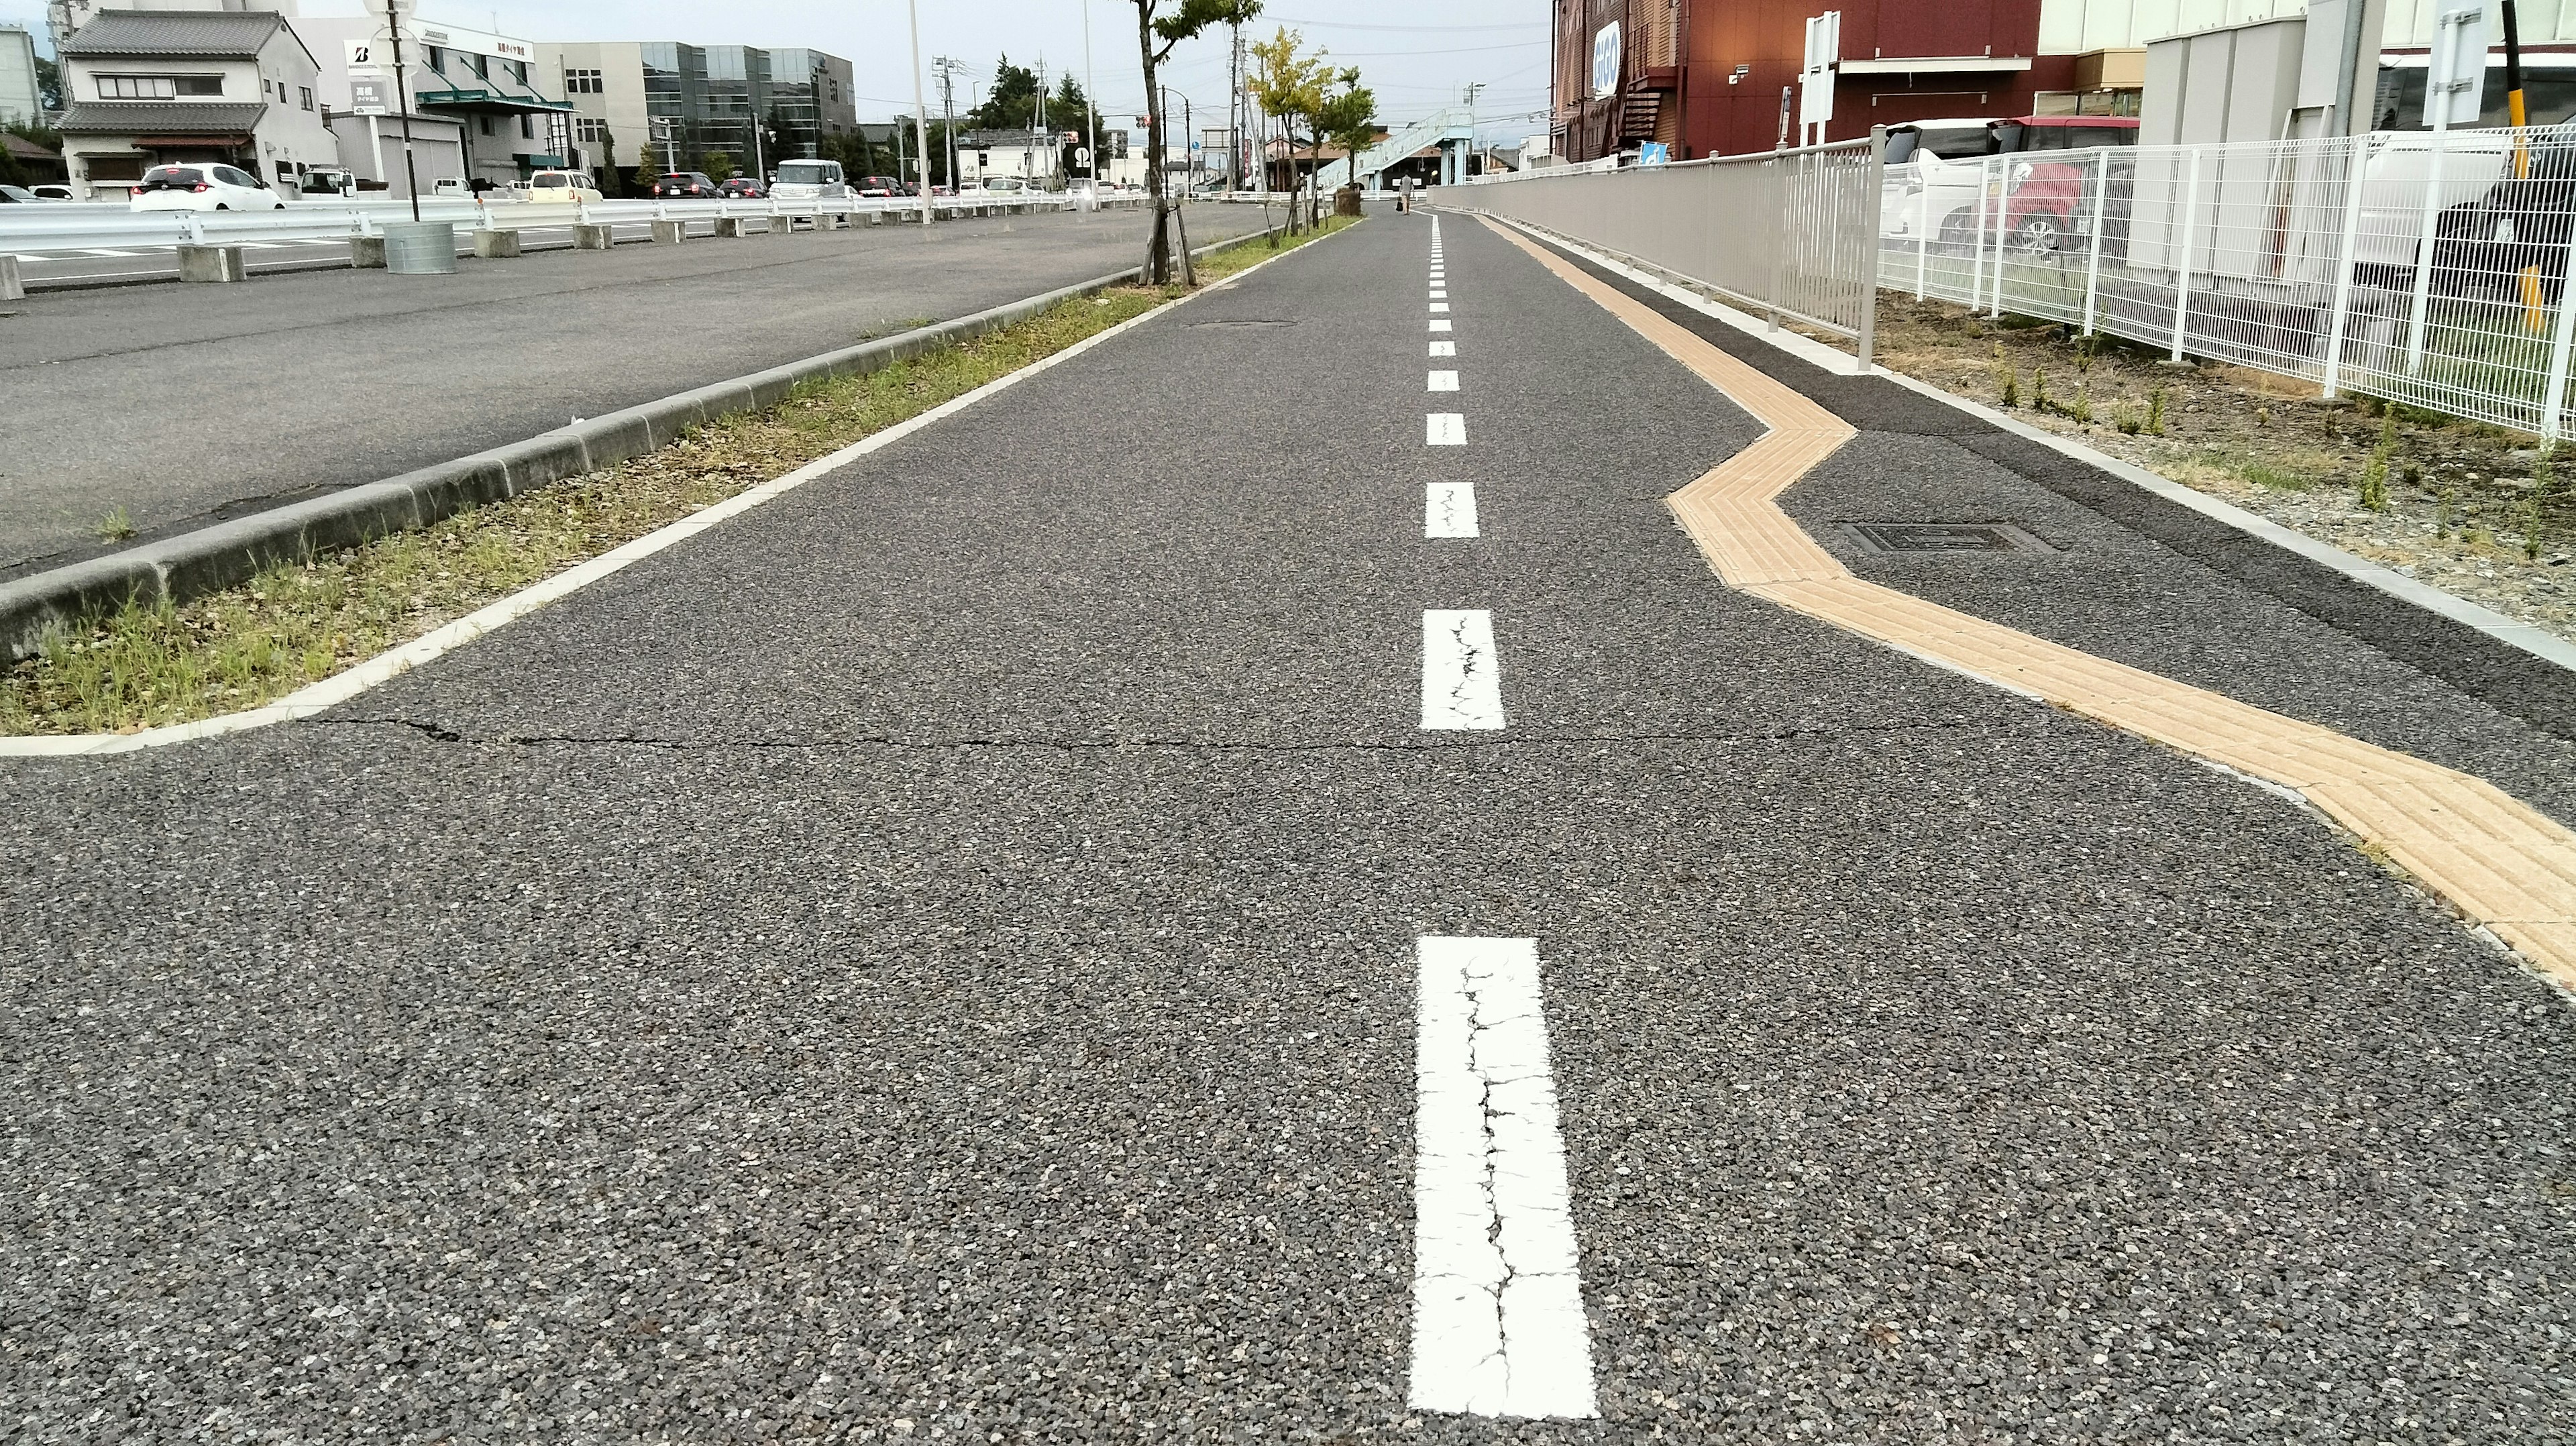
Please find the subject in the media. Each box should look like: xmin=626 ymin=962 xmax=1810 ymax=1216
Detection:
xmin=906 ymin=0 xmax=931 ymax=223
xmin=384 ymin=0 xmax=420 ymax=219
xmin=1083 ymin=0 xmax=1099 ymax=190
xmin=1463 ymin=81 xmax=1484 ymax=181
xmin=933 ymin=56 xmax=960 ymax=192
xmin=1228 ymin=20 xmax=1242 ymax=190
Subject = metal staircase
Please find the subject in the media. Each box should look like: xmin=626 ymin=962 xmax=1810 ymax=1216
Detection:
xmin=1311 ymin=105 xmax=1477 ymax=191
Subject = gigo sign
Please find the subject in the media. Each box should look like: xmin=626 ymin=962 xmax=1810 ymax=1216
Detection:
xmin=1591 ymin=22 xmax=1621 ymax=98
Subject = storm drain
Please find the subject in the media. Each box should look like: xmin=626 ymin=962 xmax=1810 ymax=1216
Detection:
xmin=1838 ymin=522 xmax=2055 ymax=556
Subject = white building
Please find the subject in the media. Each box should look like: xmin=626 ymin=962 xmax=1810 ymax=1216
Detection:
xmin=0 ymin=25 xmax=42 ymax=125
xmin=54 ymin=10 xmax=333 ymax=198
xmin=296 ymin=13 xmax=571 ymax=192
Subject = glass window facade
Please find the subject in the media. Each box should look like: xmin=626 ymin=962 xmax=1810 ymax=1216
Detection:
xmin=632 ymin=41 xmax=853 ymax=170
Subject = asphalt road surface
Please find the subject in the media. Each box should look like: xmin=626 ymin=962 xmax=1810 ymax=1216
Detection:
xmin=0 ymin=202 xmax=1267 ymax=580
xmin=6 ymin=213 xmax=2575 ymax=1441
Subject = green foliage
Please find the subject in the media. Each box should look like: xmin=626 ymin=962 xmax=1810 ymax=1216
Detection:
xmin=2528 ymin=455 xmax=2561 ymax=560
xmin=969 ymin=56 xmax=1044 ymax=129
xmin=2358 ymin=420 xmax=2392 ymax=512
xmin=2000 ymin=370 xmax=2020 ymax=408
xmin=96 ymin=506 xmax=134 ymax=542
xmin=2031 ymin=367 xmax=2049 ymax=413
xmin=701 ymin=150 xmax=735 ymax=181
xmin=2437 ymin=486 xmax=2458 ymax=540
xmin=1318 ymin=68 xmax=1377 ymax=176
xmin=2115 ymin=408 xmax=2142 ymax=435
xmin=2072 ymin=380 xmax=2093 ymax=425
xmin=33 ymin=56 xmax=62 ymax=111
xmin=2145 ymin=384 xmax=2167 ymax=435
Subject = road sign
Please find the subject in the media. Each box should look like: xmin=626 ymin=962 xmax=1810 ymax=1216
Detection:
xmin=1638 ymin=142 xmax=1669 ymax=166
xmin=2425 ymin=0 xmax=2495 ymax=129
xmin=1799 ymin=11 xmax=1840 ymax=131
xmin=348 ymin=74 xmax=393 ymax=116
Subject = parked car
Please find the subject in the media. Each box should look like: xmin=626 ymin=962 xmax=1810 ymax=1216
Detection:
xmin=855 ymin=174 xmax=902 ymax=197
xmin=1990 ymin=115 xmax=2142 ymax=257
xmin=300 ymin=168 xmax=358 ymax=197
xmin=718 ymin=176 xmax=767 ymax=199
xmin=2414 ymin=123 xmax=2576 ymax=301
xmin=769 ymin=159 xmax=848 ymax=201
xmin=524 ymin=169 xmax=602 ymax=203
xmin=29 ymin=184 xmax=74 ymax=201
xmin=429 ymin=176 xmax=472 ymax=198
xmin=649 ymin=170 xmax=719 ymax=199
xmin=130 ymin=164 xmax=284 ymax=211
xmin=980 ymin=176 xmax=1028 ymax=193
xmin=1878 ymin=118 xmax=2009 ymax=247
xmin=0 ymin=183 xmax=64 ymax=202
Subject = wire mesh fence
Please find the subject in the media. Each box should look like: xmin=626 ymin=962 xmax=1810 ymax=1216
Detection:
xmin=1431 ymin=135 xmax=1886 ymax=355
xmin=1883 ymin=125 xmax=2576 ymax=439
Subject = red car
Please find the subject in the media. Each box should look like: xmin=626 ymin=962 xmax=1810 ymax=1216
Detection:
xmin=718 ymin=176 xmax=766 ymax=199
xmin=1992 ymin=115 xmax=2141 ymax=256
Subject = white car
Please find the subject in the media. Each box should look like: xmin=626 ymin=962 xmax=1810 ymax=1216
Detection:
xmin=523 ymin=169 xmax=602 ymax=204
xmin=1878 ymin=117 xmax=2006 ymax=246
xmin=130 ymin=164 xmax=284 ymax=211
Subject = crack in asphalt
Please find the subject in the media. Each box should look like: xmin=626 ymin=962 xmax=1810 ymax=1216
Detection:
xmin=329 ymin=714 xmax=2025 ymax=753
xmin=1439 ymin=613 xmax=1488 ymax=724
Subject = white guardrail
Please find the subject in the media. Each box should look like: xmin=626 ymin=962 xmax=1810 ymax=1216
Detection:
xmin=0 ymin=192 xmax=1175 ymax=258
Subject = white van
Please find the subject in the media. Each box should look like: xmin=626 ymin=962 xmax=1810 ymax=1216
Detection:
xmin=1880 ymin=117 xmax=2008 ymax=245
xmin=770 ymin=159 xmax=848 ymax=201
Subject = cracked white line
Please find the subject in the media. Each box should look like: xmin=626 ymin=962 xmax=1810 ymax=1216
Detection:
xmin=1419 ymin=610 xmax=1503 ymax=729
xmin=1428 ymin=370 xmax=1460 ymax=392
xmin=1426 ymin=483 xmax=1479 ymax=539
xmin=1426 ymin=413 xmax=1466 ymax=445
xmin=1430 ymin=341 xmax=1456 ymax=357
xmin=1409 ymin=936 xmax=1597 ymax=1419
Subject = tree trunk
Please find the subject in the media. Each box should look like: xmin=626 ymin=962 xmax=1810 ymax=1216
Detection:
xmin=1136 ymin=3 xmax=1171 ymax=284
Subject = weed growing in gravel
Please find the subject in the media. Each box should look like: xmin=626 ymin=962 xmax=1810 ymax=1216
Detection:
xmin=95 ymin=506 xmax=134 ymax=543
xmin=2438 ymin=486 xmax=2459 ymax=539
xmin=1 ymin=220 xmax=1354 ymax=736
xmin=2146 ymin=385 xmax=2167 ymax=436
xmin=2359 ymin=419 xmax=2394 ymax=513
xmin=2031 ymin=367 xmax=2049 ymax=412
xmin=2072 ymin=380 xmax=2094 ymax=424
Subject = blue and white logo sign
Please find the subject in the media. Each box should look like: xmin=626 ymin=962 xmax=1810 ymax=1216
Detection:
xmin=1591 ymin=22 xmax=1622 ymax=98
xmin=1638 ymin=141 xmax=1669 ymax=166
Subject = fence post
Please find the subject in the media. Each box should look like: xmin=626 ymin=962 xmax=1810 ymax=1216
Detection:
xmin=1766 ymin=154 xmax=1784 ymax=332
xmin=2082 ymin=146 xmax=2108 ymax=335
xmin=2169 ymin=146 xmax=2203 ymax=364
xmin=2542 ymin=226 xmax=2576 ymax=443
xmin=2322 ymin=135 xmax=2371 ymax=400
xmin=1860 ymin=124 xmax=1884 ymax=375
xmin=2405 ymin=125 xmax=2452 ymax=376
xmin=1970 ymin=155 xmax=1994 ymax=318
xmin=1987 ymin=156 xmax=2007 ymax=318
xmin=1915 ymin=167 xmax=1929 ymax=300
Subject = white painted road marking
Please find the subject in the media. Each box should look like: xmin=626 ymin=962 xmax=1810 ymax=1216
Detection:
xmin=1419 ymin=610 xmax=1504 ymax=729
xmin=1426 ymin=413 xmax=1466 ymax=445
xmin=1430 ymin=290 xmax=1448 ymax=300
xmin=1428 ymin=370 xmax=1459 ymax=392
xmin=1409 ymin=936 xmax=1596 ymax=1418
xmin=1430 ymin=302 xmax=1451 ymax=314
xmin=1430 ymin=341 xmax=1456 ymax=357
xmin=79 ymin=248 xmax=142 ymax=257
xmin=1429 ymin=320 xmax=1453 ymax=333
xmin=1425 ymin=483 xmax=1479 ymax=539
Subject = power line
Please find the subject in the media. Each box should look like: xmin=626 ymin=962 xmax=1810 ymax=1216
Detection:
xmin=1267 ymin=15 xmax=1546 ymax=31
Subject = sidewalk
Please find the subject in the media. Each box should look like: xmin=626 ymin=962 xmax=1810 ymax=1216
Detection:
xmin=3 ymin=208 xmax=2573 ymax=1441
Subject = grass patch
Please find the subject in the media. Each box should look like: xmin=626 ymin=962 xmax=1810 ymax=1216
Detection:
xmin=2239 ymin=461 xmax=2316 ymax=492
xmin=2 ymin=218 xmax=1352 ymax=737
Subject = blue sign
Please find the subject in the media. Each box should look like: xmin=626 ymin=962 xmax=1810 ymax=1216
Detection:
xmin=1638 ymin=142 xmax=1669 ymax=166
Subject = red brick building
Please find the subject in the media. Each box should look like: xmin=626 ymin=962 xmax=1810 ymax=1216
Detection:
xmin=1553 ymin=0 xmax=2102 ymax=162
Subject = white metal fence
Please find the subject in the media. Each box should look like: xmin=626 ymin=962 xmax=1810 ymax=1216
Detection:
xmin=1884 ymin=125 xmax=2576 ymax=439
xmin=1428 ymin=136 xmax=1886 ymax=357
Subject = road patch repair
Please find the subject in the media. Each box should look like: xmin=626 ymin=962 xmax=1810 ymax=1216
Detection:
xmin=1489 ymin=214 xmax=2576 ymax=994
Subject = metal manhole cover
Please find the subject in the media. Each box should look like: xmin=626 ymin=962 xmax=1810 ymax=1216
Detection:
xmin=1839 ymin=522 xmax=2055 ymax=556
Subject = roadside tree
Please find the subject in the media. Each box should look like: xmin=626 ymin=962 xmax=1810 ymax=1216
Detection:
xmin=1248 ymin=26 xmax=1326 ymax=234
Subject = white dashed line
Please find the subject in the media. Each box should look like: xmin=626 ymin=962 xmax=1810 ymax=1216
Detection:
xmin=1428 ymin=370 xmax=1459 ymax=392
xmin=1407 ymin=935 xmax=1596 ymax=1419
xmin=1429 ymin=302 xmax=1450 ymax=314
xmin=1430 ymin=320 xmax=1453 ymax=333
xmin=1426 ymin=412 xmax=1466 ymax=445
xmin=1419 ymin=610 xmax=1503 ymax=728
xmin=78 ymin=248 xmax=143 ymax=257
xmin=1425 ymin=483 xmax=1479 ymax=539
xmin=1430 ymin=341 xmax=1456 ymax=357
xmin=1430 ymin=290 xmax=1448 ymax=300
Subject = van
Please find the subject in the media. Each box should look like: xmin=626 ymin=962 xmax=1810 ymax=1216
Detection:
xmin=770 ymin=159 xmax=847 ymax=201
xmin=525 ymin=170 xmax=602 ymax=203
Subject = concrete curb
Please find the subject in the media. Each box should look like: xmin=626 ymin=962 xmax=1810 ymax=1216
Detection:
xmin=0 ymin=222 xmax=1285 ymax=661
xmin=1466 ymin=211 xmax=2576 ymax=685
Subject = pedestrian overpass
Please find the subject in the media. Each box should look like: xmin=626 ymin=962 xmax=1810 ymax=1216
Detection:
xmin=1312 ymin=106 xmax=1476 ymax=192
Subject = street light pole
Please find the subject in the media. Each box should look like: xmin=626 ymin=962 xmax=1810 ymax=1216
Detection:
xmin=906 ymin=0 xmax=932 ymax=223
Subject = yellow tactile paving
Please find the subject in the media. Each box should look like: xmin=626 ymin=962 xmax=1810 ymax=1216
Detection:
xmin=1484 ymin=215 xmax=2576 ymax=991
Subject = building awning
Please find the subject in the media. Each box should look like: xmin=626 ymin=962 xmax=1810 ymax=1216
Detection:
xmin=1839 ymin=56 xmax=2034 ymax=75
xmin=414 ymin=79 xmax=572 ymax=113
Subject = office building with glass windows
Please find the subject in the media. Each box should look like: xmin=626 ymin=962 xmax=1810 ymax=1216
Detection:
xmin=535 ymin=38 xmax=853 ymax=183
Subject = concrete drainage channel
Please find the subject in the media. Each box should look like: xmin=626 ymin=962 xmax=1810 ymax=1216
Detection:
xmin=0 ymin=222 xmax=1291 ymax=660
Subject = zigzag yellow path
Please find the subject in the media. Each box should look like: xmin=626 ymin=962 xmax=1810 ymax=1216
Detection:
xmin=1484 ymin=215 xmax=2576 ymax=990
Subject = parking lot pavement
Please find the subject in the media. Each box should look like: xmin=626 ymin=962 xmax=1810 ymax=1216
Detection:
xmin=6 ymin=213 xmax=2576 ymax=1441
xmin=0 ymin=203 xmax=1267 ymax=580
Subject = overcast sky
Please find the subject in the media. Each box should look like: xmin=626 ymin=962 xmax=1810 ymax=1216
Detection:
xmin=9 ymin=1 xmax=1554 ymax=142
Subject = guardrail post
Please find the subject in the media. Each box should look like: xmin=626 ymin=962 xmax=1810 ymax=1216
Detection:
xmin=1859 ymin=124 xmax=1884 ymax=375
xmin=2082 ymin=146 xmax=2108 ymax=335
xmin=2322 ymin=135 xmax=2371 ymax=398
xmin=2542 ymin=225 xmax=2576 ymax=443
xmin=2169 ymin=146 xmax=2203 ymax=364
xmin=0 ymin=254 xmax=21 ymax=302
